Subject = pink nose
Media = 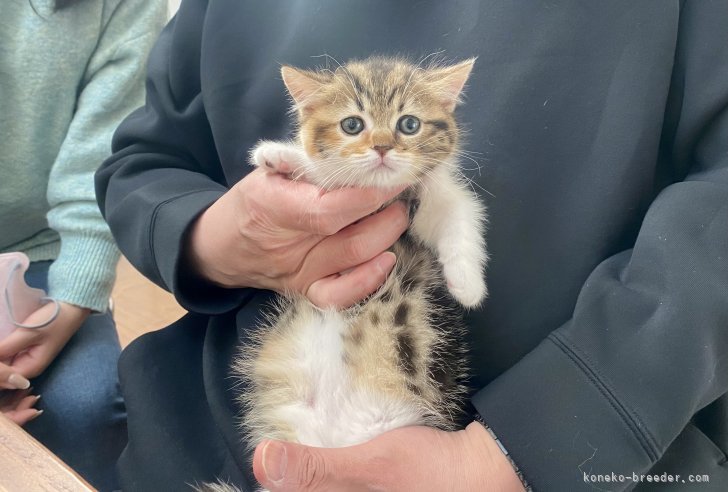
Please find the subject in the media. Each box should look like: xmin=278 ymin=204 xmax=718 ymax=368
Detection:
xmin=373 ymin=145 xmax=393 ymax=157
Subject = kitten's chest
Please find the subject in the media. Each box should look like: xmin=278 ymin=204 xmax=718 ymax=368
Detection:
xmin=273 ymin=304 xmax=426 ymax=447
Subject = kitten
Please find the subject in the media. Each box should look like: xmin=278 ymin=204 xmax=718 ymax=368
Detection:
xmin=212 ymin=56 xmax=487 ymax=490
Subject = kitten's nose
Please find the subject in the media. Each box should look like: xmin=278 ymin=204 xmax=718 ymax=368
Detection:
xmin=373 ymin=145 xmax=393 ymax=157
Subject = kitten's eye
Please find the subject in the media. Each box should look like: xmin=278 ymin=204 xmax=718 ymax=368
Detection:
xmin=397 ymin=115 xmax=421 ymax=135
xmin=341 ymin=117 xmax=365 ymax=135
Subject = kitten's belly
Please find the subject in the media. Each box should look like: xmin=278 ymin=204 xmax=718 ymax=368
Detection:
xmin=276 ymin=309 xmax=421 ymax=448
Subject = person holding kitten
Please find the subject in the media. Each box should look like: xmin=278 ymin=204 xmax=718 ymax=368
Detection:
xmin=0 ymin=0 xmax=166 ymax=489
xmin=97 ymin=1 xmax=728 ymax=491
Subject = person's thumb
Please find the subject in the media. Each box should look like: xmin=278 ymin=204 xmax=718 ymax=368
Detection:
xmin=253 ymin=439 xmax=363 ymax=491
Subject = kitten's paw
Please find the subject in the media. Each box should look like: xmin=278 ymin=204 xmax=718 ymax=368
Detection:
xmin=251 ymin=141 xmax=304 ymax=175
xmin=444 ymin=261 xmax=487 ymax=308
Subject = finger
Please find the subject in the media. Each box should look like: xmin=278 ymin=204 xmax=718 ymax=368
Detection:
xmin=0 ymin=301 xmax=57 ymax=361
xmin=14 ymin=394 xmax=40 ymax=412
xmin=253 ymin=440 xmax=376 ymax=492
xmin=5 ymin=302 xmax=84 ymax=380
xmin=307 ymin=252 xmax=396 ymax=309
xmin=303 ymin=184 xmax=408 ymax=235
xmin=0 ymin=388 xmax=31 ymax=409
xmin=296 ymin=201 xmax=408 ymax=286
xmin=9 ymin=343 xmax=55 ymax=379
xmin=4 ymin=408 xmax=42 ymax=426
xmin=0 ymin=362 xmax=31 ymax=390
xmin=0 ymin=328 xmax=39 ymax=362
xmin=257 ymin=171 xmax=407 ymax=234
xmin=8 ymin=351 xmax=43 ymax=379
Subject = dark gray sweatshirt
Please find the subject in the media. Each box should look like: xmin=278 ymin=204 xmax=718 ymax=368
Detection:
xmin=96 ymin=1 xmax=728 ymax=490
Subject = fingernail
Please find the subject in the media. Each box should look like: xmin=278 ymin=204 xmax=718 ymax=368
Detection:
xmin=376 ymin=252 xmax=397 ymax=275
xmin=34 ymin=394 xmax=42 ymax=403
xmin=29 ymin=409 xmax=43 ymax=422
xmin=262 ymin=440 xmax=287 ymax=483
xmin=8 ymin=374 xmax=30 ymax=390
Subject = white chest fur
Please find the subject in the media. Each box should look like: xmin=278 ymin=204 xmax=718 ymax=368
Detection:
xmin=275 ymin=309 xmax=422 ymax=448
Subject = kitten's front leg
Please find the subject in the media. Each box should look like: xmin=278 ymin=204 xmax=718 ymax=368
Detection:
xmin=411 ymin=166 xmax=488 ymax=308
xmin=250 ymin=140 xmax=309 ymax=177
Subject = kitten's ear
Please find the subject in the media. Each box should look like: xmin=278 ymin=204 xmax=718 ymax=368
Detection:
xmin=427 ymin=58 xmax=476 ymax=112
xmin=281 ymin=66 xmax=329 ymax=111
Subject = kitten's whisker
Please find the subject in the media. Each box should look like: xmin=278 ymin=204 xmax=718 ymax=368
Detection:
xmin=404 ymin=134 xmax=444 ymax=151
xmin=458 ymin=148 xmax=485 ymax=156
xmin=316 ymin=165 xmax=352 ymax=190
xmin=417 ymin=152 xmax=482 ymax=176
xmin=448 ymin=166 xmax=495 ymax=198
xmin=312 ymin=55 xmax=361 ymax=104
xmin=414 ymin=156 xmax=492 ymax=196
xmin=450 ymin=150 xmax=483 ymax=169
xmin=404 ymin=86 xmax=438 ymax=101
xmin=408 ymin=135 xmax=442 ymax=150
xmin=401 ymin=66 xmax=424 ymax=103
xmin=323 ymin=54 xmax=363 ymax=108
xmin=400 ymin=51 xmax=446 ymax=103
xmin=417 ymin=50 xmax=446 ymax=70
xmin=323 ymin=163 xmax=356 ymax=189
xmin=315 ymin=158 xmax=368 ymax=190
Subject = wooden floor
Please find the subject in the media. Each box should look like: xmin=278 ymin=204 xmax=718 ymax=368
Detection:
xmin=112 ymin=256 xmax=186 ymax=347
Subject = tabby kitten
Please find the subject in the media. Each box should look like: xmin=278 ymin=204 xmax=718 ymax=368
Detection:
xmin=237 ymin=56 xmax=487 ymax=467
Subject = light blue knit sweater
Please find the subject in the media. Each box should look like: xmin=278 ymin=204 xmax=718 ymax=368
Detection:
xmin=0 ymin=0 xmax=166 ymax=311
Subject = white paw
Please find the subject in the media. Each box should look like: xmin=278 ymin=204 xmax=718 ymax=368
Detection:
xmin=251 ymin=141 xmax=304 ymax=175
xmin=443 ymin=260 xmax=487 ymax=308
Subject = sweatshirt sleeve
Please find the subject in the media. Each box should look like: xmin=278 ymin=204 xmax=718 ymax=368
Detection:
xmin=95 ymin=0 xmax=250 ymax=314
xmin=46 ymin=0 xmax=167 ymax=312
xmin=472 ymin=3 xmax=728 ymax=490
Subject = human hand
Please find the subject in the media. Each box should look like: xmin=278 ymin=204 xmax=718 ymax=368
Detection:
xmin=0 ymin=387 xmax=41 ymax=425
xmin=0 ymin=301 xmax=89 ymax=379
xmin=186 ymin=168 xmax=409 ymax=308
xmin=252 ymin=422 xmax=526 ymax=492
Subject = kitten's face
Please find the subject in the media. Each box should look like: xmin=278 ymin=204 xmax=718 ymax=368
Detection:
xmin=282 ymin=58 xmax=474 ymax=189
